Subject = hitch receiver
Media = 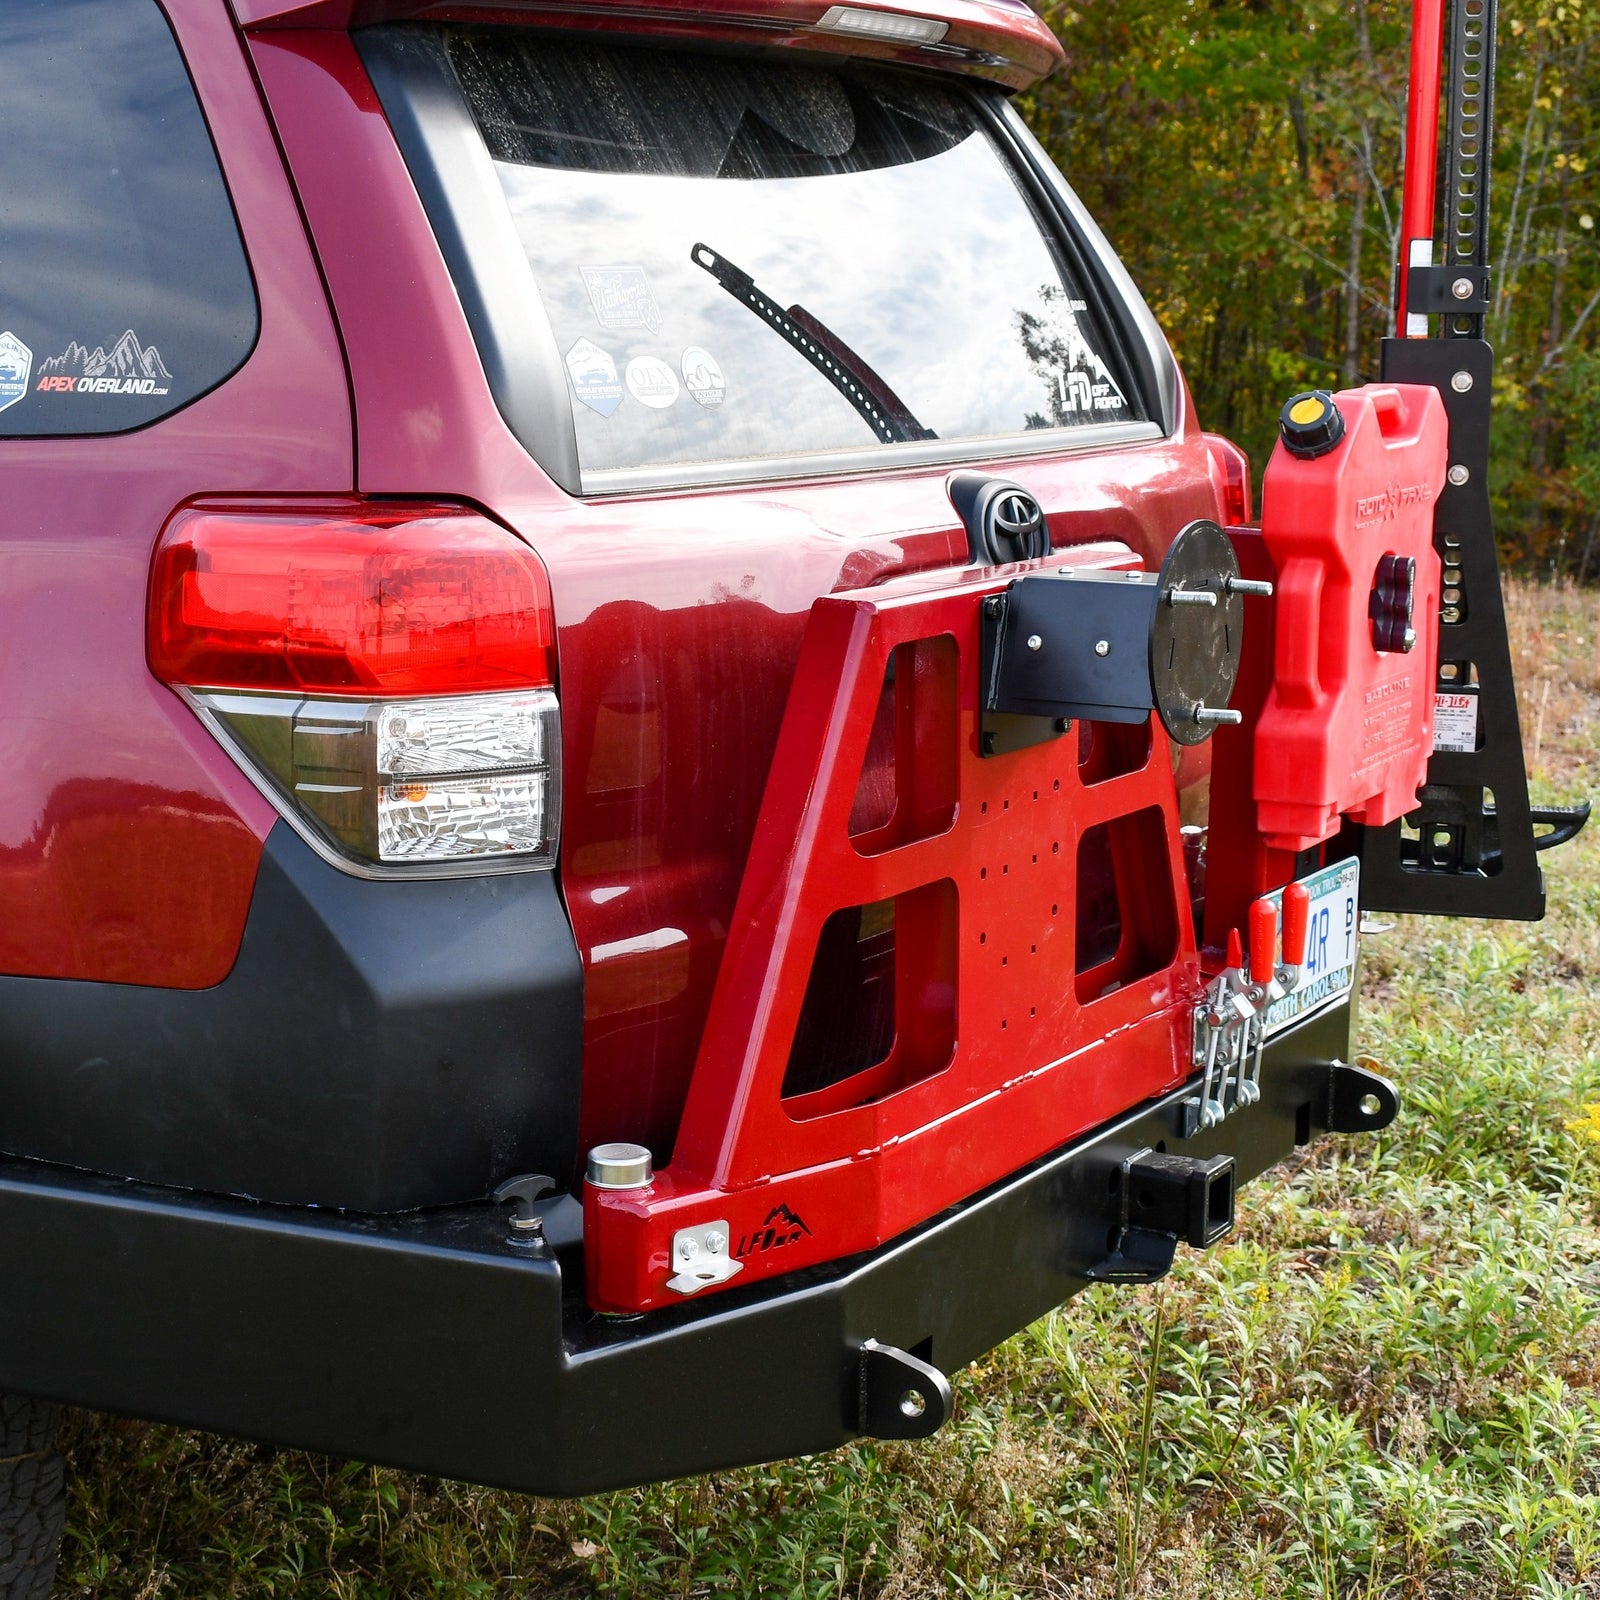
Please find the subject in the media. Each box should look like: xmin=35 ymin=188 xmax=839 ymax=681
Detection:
xmin=1086 ymin=1149 xmax=1236 ymax=1284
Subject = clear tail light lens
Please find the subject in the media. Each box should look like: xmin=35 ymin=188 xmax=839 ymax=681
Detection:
xmin=148 ymin=503 xmax=561 ymax=877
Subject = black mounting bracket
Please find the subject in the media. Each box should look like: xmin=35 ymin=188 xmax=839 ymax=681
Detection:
xmin=1326 ymin=1060 xmax=1400 ymax=1134
xmin=978 ymin=519 xmax=1251 ymax=757
xmin=854 ymin=1339 xmax=953 ymax=1440
xmin=1355 ymin=338 xmax=1588 ymax=916
xmin=1407 ymin=265 xmax=1491 ymax=317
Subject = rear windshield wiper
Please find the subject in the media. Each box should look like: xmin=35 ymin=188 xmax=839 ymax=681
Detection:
xmin=691 ymin=242 xmax=936 ymax=446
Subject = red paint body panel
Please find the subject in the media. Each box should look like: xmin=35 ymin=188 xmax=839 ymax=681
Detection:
xmin=0 ymin=0 xmax=351 ymax=988
xmin=250 ymin=31 xmax=1228 ymax=1169
xmin=1254 ymin=385 xmax=1447 ymax=852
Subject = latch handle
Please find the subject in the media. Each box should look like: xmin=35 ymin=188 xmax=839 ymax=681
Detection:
xmin=1248 ymin=898 xmax=1278 ymax=986
xmin=1281 ymin=882 xmax=1311 ymax=967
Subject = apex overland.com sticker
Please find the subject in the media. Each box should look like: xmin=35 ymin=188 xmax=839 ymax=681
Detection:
xmin=0 ymin=331 xmax=33 ymax=413
xmin=35 ymin=330 xmax=172 ymax=397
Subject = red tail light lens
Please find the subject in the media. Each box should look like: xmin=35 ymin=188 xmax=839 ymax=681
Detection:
xmin=1203 ymin=434 xmax=1254 ymax=528
xmin=148 ymin=501 xmax=555 ymax=696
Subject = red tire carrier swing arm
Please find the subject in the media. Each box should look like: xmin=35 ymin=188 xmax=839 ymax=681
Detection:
xmin=585 ymin=549 xmax=1204 ymax=1315
xmin=582 ymin=0 xmax=1584 ymax=1317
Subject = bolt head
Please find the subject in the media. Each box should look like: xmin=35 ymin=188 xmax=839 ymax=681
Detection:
xmin=1451 ymin=276 xmax=1475 ymax=300
xmin=678 ymin=1236 xmax=700 ymax=1261
xmin=1026 ymin=633 xmax=1043 ymax=652
xmin=705 ymin=1231 xmax=727 ymax=1255
xmin=1447 ymin=463 xmax=1470 ymax=487
xmin=1450 ymin=370 xmax=1474 ymax=393
xmin=1093 ymin=639 xmax=1110 ymax=657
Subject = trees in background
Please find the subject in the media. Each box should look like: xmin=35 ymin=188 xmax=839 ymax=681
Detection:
xmin=1026 ymin=0 xmax=1600 ymax=575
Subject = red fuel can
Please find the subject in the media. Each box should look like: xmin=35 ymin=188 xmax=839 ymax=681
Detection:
xmin=1253 ymin=385 xmax=1449 ymax=853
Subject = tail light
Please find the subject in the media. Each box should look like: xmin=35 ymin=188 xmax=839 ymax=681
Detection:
xmin=148 ymin=500 xmax=561 ymax=876
xmin=1204 ymin=433 xmax=1254 ymax=527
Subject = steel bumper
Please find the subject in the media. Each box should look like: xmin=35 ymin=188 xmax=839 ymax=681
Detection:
xmin=0 ymin=1004 xmax=1363 ymax=1496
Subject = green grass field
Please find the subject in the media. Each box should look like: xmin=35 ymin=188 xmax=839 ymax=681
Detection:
xmin=52 ymin=581 xmax=1600 ymax=1599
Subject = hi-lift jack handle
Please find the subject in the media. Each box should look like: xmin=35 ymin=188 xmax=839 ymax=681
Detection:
xmin=1351 ymin=0 xmax=1589 ymax=919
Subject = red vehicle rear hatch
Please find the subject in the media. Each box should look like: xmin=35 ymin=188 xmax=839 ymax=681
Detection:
xmin=245 ymin=12 xmax=1228 ymax=1296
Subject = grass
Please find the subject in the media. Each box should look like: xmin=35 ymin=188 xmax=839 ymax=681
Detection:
xmin=53 ymin=578 xmax=1600 ymax=1599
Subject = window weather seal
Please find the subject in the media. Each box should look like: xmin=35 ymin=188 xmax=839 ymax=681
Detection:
xmin=358 ymin=27 xmax=582 ymax=496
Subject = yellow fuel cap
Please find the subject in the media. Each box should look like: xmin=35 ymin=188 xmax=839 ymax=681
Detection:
xmin=1279 ymin=390 xmax=1346 ymax=459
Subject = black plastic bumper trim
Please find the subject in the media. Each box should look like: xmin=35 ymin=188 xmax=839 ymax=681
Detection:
xmin=0 ymin=822 xmax=585 ymax=1211
xmin=0 ymin=1002 xmax=1353 ymax=1495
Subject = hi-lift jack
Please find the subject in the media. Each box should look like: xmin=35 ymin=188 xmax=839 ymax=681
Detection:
xmin=1350 ymin=0 xmax=1590 ymax=915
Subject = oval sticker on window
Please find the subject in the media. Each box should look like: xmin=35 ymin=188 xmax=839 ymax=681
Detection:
xmin=626 ymin=356 xmax=679 ymax=410
xmin=681 ymin=346 xmax=725 ymax=409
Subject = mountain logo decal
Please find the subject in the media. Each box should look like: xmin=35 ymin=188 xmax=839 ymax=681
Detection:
xmin=1017 ymin=290 xmax=1129 ymax=426
xmin=36 ymin=330 xmax=172 ymax=397
xmin=735 ymin=1203 xmax=812 ymax=1260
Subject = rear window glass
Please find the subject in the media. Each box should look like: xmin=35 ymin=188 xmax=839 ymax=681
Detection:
xmin=0 ymin=0 xmax=257 ymax=437
xmin=441 ymin=31 xmax=1142 ymax=479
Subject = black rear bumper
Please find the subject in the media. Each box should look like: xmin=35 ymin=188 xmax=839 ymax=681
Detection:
xmin=0 ymin=1003 xmax=1361 ymax=1496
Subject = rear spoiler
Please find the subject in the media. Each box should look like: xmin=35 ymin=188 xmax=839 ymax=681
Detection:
xmin=228 ymin=0 xmax=1065 ymax=92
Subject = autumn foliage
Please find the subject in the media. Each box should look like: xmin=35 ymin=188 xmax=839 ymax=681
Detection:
xmin=1025 ymin=0 xmax=1600 ymax=578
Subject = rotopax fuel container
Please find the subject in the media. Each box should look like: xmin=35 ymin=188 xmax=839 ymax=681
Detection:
xmin=1253 ymin=385 xmax=1449 ymax=853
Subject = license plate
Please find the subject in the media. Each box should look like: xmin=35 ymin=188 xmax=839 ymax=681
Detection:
xmin=1260 ymin=856 xmax=1360 ymax=1037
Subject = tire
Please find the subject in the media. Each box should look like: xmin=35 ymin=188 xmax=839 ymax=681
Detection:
xmin=0 ymin=1394 xmax=65 ymax=1600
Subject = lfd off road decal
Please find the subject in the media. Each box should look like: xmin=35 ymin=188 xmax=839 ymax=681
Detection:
xmin=1018 ymin=289 xmax=1128 ymax=424
xmin=582 ymin=265 xmax=663 ymax=335
xmin=565 ymin=337 xmax=624 ymax=416
xmin=1054 ymin=301 xmax=1127 ymax=417
xmin=735 ymin=1203 xmax=811 ymax=1261
xmin=36 ymin=330 xmax=171 ymax=397
xmin=0 ymin=332 xmax=31 ymax=413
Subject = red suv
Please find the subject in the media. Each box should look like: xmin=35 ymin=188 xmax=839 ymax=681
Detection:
xmin=0 ymin=0 xmax=1570 ymax=1592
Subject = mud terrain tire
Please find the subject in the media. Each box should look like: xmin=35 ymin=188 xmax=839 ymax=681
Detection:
xmin=0 ymin=1394 xmax=65 ymax=1600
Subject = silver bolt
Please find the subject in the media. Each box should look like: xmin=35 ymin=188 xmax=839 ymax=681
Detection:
xmin=1450 ymin=370 xmax=1474 ymax=393
xmin=1448 ymin=463 xmax=1470 ymax=487
xmin=1166 ymin=587 xmax=1218 ymax=608
xmin=1401 ymin=626 xmax=1417 ymax=653
xmin=678 ymin=1236 xmax=700 ymax=1261
xmin=1093 ymin=639 xmax=1110 ymax=657
xmin=1451 ymin=276 xmax=1475 ymax=300
xmin=1194 ymin=705 xmax=1243 ymax=727
xmin=1224 ymin=577 xmax=1274 ymax=598
xmin=1026 ymin=633 xmax=1043 ymax=652
xmin=705 ymin=1231 xmax=727 ymax=1255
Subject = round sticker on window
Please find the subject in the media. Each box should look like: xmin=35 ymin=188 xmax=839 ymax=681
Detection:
xmin=681 ymin=346 xmax=725 ymax=409
xmin=625 ymin=356 xmax=679 ymax=410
